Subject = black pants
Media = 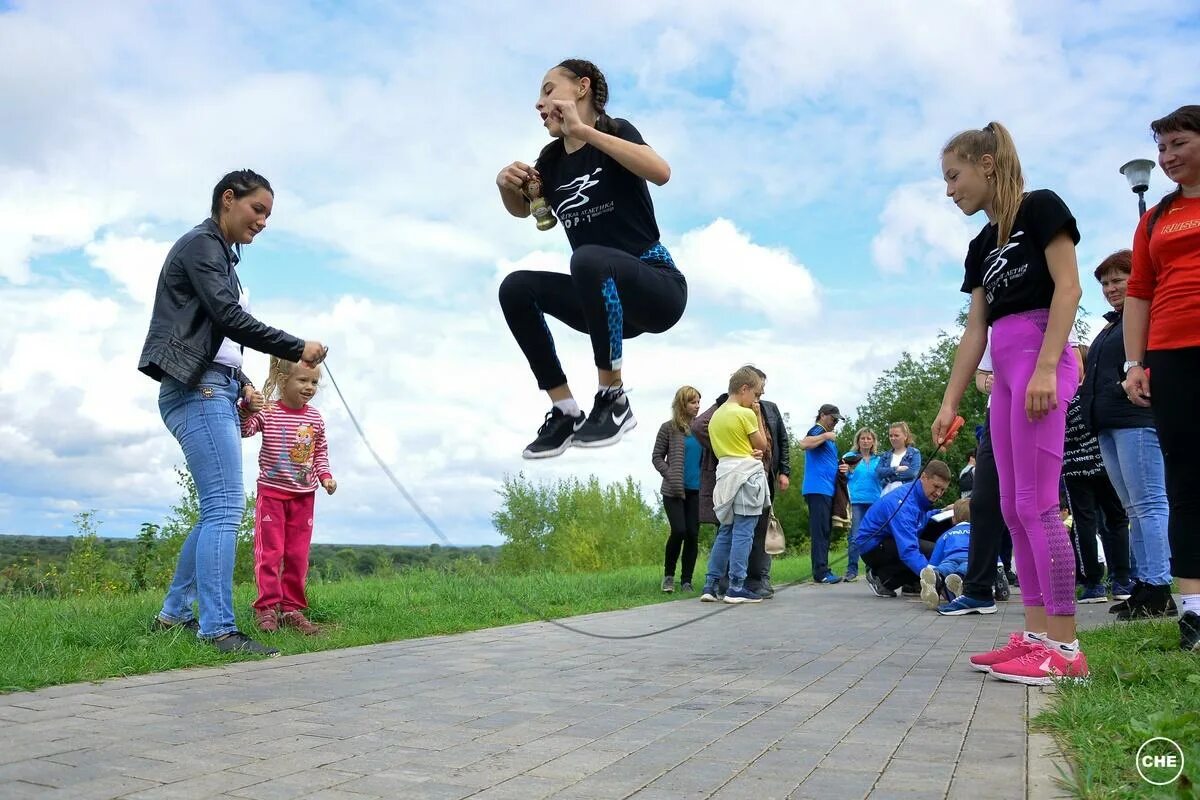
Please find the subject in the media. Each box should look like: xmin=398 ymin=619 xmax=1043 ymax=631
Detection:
xmin=498 ymin=245 xmax=687 ymax=390
xmin=806 ymin=493 xmax=834 ymax=579
xmin=862 ymin=537 xmax=936 ymax=590
xmin=1064 ymin=473 xmax=1131 ymax=585
xmin=663 ymin=490 xmax=700 ymax=583
xmin=1148 ymin=347 xmax=1200 ymax=579
xmin=963 ymin=422 xmax=1013 ymax=600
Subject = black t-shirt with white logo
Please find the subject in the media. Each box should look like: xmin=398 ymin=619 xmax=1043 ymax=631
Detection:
xmin=538 ymin=119 xmax=661 ymax=257
xmin=960 ymin=189 xmax=1080 ymax=324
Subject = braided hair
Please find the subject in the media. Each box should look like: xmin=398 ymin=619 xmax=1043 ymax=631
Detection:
xmin=534 ymin=59 xmax=620 ymax=177
xmin=1145 ymin=105 xmax=1200 ymax=240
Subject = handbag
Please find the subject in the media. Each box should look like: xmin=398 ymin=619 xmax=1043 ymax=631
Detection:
xmin=765 ymin=512 xmax=786 ymax=555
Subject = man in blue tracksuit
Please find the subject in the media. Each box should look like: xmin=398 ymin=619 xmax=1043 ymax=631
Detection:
xmin=854 ymin=460 xmax=953 ymax=597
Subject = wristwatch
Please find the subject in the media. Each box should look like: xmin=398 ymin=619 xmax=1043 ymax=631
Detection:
xmin=1122 ymin=360 xmax=1143 ymax=375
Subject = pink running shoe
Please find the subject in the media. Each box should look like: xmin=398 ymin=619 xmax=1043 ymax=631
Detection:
xmin=989 ymin=643 xmax=1089 ymax=686
xmin=968 ymin=632 xmax=1038 ymax=673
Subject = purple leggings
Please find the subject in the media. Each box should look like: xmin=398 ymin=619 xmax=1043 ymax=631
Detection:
xmin=989 ymin=310 xmax=1079 ymax=616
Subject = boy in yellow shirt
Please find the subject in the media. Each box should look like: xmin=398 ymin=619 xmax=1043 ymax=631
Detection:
xmin=701 ymin=366 xmax=771 ymax=604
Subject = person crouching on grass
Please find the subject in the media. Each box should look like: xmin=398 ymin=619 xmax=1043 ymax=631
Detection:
xmin=241 ymin=357 xmax=337 ymax=635
xmin=700 ymin=367 xmax=770 ymax=604
xmin=854 ymin=461 xmax=953 ymax=599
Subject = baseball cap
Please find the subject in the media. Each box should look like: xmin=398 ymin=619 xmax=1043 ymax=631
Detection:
xmin=818 ymin=404 xmax=844 ymax=420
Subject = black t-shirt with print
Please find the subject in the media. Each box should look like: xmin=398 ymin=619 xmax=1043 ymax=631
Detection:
xmin=960 ymin=189 xmax=1081 ymax=324
xmin=537 ymin=118 xmax=661 ymax=257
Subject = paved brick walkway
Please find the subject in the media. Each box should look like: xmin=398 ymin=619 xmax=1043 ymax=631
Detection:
xmin=0 ymin=582 xmax=1108 ymax=799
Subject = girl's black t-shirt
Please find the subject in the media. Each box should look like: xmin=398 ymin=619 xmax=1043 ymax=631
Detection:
xmin=960 ymin=189 xmax=1081 ymax=324
xmin=538 ymin=118 xmax=661 ymax=257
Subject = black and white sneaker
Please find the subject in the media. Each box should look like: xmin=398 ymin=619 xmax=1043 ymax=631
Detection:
xmin=574 ymin=387 xmax=636 ymax=448
xmin=522 ymin=407 xmax=586 ymax=459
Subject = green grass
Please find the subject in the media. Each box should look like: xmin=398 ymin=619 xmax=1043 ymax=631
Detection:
xmin=0 ymin=555 xmax=822 ymax=693
xmin=1033 ymin=618 xmax=1200 ymax=799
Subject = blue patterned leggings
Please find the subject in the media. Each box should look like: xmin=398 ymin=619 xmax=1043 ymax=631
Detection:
xmin=499 ymin=244 xmax=687 ymax=389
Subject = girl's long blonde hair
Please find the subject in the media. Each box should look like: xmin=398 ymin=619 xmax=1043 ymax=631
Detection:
xmin=943 ymin=121 xmax=1025 ymax=247
xmin=671 ymin=385 xmax=701 ymax=433
xmin=262 ymin=356 xmax=318 ymax=403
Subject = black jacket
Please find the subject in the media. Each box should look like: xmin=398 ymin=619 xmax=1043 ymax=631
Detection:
xmin=138 ymin=219 xmax=305 ymax=388
xmin=760 ymin=399 xmax=791 ymax=478
xmin=1079 ymin=310 xmax=1155 ymax=432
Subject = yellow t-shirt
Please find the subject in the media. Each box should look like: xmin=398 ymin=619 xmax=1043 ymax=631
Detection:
xmin=709 ymin=401 xmax=759 ymax=459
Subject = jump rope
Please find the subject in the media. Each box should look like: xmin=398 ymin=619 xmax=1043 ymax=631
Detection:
xmin=322 ymin=359 xmax=965 ymax=641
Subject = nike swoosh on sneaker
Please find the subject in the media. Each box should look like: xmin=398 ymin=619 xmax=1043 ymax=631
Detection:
xmin=612 ymin=408 xmax=630 ymax=425
xmin=573 ymin=416 xmax=586 ymax=431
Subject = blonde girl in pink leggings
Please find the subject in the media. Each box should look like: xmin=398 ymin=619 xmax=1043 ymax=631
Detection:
xmin=932 ymin=122 xmax=1087 ymax=686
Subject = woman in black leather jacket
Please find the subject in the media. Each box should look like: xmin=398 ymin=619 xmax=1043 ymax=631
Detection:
xmin=140 ymin=170 xmax=325 ymax=656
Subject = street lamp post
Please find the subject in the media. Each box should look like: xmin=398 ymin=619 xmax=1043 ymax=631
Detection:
xmin=1120 ymin=158 xmax=1156 ymax=217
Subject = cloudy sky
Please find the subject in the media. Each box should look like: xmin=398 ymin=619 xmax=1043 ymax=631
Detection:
xmin=2 ymin=0 xmax=1197 ymax=545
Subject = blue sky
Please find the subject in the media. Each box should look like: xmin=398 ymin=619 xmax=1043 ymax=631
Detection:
xmin=2 ymin=0 xmax=1198 ymax=545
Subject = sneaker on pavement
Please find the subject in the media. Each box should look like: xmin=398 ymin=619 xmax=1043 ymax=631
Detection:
xmin=680 ymin=582 xmax=694 ymax=593
xmin=1180 ymin=611 xmax=1200 ymax=653
xmin=937 ymin=595 xmax=997 ymax=616
xmin=254 ymin=609 xmax=279 ymax=633
xmin=945 ymin=574 xmax=963 ymax=600
xmin=152 ymin=615 xmax=199 ymax=633
xmin=1109 ymin=581 xmax=1143 ymax=614
xmin=1006 ymin=569 xmax=1018 ymax=587
xmin=919 ymin=566 xmax=942 ymax=610
xmin=1078 ymin=583 xmax=1108 ymax=604
xmin=749 ymin=579 xmax=775 ymax=599
xmin=842 ymin=572 xmax=859 ymax=582
xmin=279 ymin=610 xmax=321 ymax=636
xmin=522 ymin=407 xmax=586 ymax=459
xmin=1115 ymin=583 xmax=1177 ymax=621
xmin=817 ymin=573 xmax=842 ymax=585
xmin=573 ymin=387 xmax=636 ymax=448
xmin=661 ymin=576 xmax=675 ymax=593
xmin=700 ymin=584 xmax=719 ymax=602
xmin=865 ymin=569 xmax=896 ymax=598
xmin=900 ymin=582 xmax=920 ymax=597
xmin=989 ymin=642 xmax=1088 ymax=686
xmin=1110 ymin=579 xmax=1136 ymax=601
xmin=969 ymin=632 xmax=1039 ymax=673
xmin=723 ymin=586 xmax=763 ymax=604
xmin=211 ymin=631 xmax=279 ymax=657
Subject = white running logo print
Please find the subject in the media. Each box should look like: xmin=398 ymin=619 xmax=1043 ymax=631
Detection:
xmin=555 ymin=168 xmax=603 ymax=215
xmin=982 ymin=231 xmax=1023 ymax=290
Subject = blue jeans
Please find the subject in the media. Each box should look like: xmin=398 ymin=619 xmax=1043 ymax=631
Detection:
xmin=806 ymin=493 xmax=834 ymax=579
xmin=1097 ymin=428 xmax=1172 ymax=585
xmin=157 ymin=369 xmax=245 ymax=638
xmin=847 ymin=503 xmax=872 ymax=576
xmin=705 ymin=513 xmax=758 ymax=589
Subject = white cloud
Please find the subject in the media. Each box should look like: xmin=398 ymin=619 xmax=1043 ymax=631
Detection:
xmin=84 ymin=234 xmax=170 ymax=307
xmin=871 ymin=180 xmax=976 ymax=274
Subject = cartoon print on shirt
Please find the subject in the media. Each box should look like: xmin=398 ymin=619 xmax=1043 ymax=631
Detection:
xmin=981 ymin=231 xmax=1028 ymax=306
xmin=289 ymin=424 xmax=316 ymax=482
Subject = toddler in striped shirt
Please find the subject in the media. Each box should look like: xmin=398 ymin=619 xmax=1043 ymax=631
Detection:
xmin=241 ymin=356 xmax=337 ymax=635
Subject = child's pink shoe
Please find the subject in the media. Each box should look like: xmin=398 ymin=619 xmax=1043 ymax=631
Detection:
xmin=968 ymin=632 xmax=1037 ymax=673
xmin=989 ymin=642 xmax=1088 ymax=686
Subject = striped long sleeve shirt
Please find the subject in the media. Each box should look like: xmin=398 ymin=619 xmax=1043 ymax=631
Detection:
xmin=241 ymin=400 xmax=333 ymax=495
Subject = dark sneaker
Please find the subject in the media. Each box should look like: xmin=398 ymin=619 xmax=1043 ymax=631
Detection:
xmin=842 ymin=573 xmax=859 ymax=582
xmin=1180 ymin=612 xmax=1200 ymax=652
xmin=937 ymin=595 xmax=997 ymax=616
xmin=573 ymin=388 xmax=636 ymax=448
xmin=1079 ymin=583 xmax=1108 ymax=604
xmin=1110 ymin=579 xmax=1136 ymax=601
xmin=680 ymin=582 xmax=694 ymax=592
xmin=900 ymin=583 xmax=920 ymax=597
xmin=865 ymin=569 xmax=895 ymax=598
xmin=152 ymin=615 xmax=199 ymax=633
xmin=757 ymin=579 xmax=775 ymax=599
xmin=993 ymin=565 xmax=1011 ymax=601
xmin=279 ymin=610 xmax=322 ymax=636
xmin=211 ymin=631 xmax=279 ymax=657
xmin=1006 ymin=569 xmax=1018 ymax=587
xmin=723 ymin=586 xmax=763 ymax=604
xmin=522 ymin=407 xmax=585 ymax=459
xmin=1110 ymin=581 xmax=1143 ymax=614
xmin=700 ymin=584 xmax=719 ymax=602
xmin=1116 ymin=584 xmax=1178 ymax=621
xmin=661 ymin=576 xmax=675 ymax=593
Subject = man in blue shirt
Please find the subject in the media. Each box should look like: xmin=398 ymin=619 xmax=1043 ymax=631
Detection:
xmin=854 ymin=460 xmax=953 ymax=597
xmin=798 ymin=403 xmax=843 ymax=584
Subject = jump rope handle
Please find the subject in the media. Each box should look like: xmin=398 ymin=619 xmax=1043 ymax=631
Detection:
xmin=936 ymin=415 xmax=965 ymax=451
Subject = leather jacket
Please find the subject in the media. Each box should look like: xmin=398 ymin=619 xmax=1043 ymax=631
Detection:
xmin=138 ymin=218 xmax=305 ymax=388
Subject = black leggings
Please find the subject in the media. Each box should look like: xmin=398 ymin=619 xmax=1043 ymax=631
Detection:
xmin=663 ymin=490 xmax=700 ymax=583
xmin=862 ymin=537 xmax=936 ymax=591
xmin=1148 ymin=347 xmax=1200 ymax=579
xmin=498 ymin=244 xmax=687 ymax=390
xmin=1063 ymin=473 xmax=1131 ymax=584
xmin=963 ymin=422 xmax=1014 ymax=600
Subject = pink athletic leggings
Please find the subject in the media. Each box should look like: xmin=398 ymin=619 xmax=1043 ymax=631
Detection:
xmin=989 ymin=310 xmax=1078 ymax=616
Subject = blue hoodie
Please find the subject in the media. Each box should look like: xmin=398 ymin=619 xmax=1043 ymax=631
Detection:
xmin=852 ymin=481 xmax=934 ymax=576
xmin=930 ymin=522 xmax=970 ymax=566
xmin=843 ymin=450 xmax=883 ymax=505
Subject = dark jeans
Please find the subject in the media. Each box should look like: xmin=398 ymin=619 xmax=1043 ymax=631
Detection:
xmin=663 ymin=490 xmax=700 ymax=583
xmin=1148 ymin=346 xmax=1200 ymax=579
xmin=805 ymin=493 xmax=834 ymax=579
xmin=963 ymin=422 xmax=1012 ymax=601
xmin=862 ymin=537 xmax=936 ymax=590
xmin=1063 ymin=473 xmax=1131 ymax=585
xmin=497 ymin=246 xmax=687 ymax=389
